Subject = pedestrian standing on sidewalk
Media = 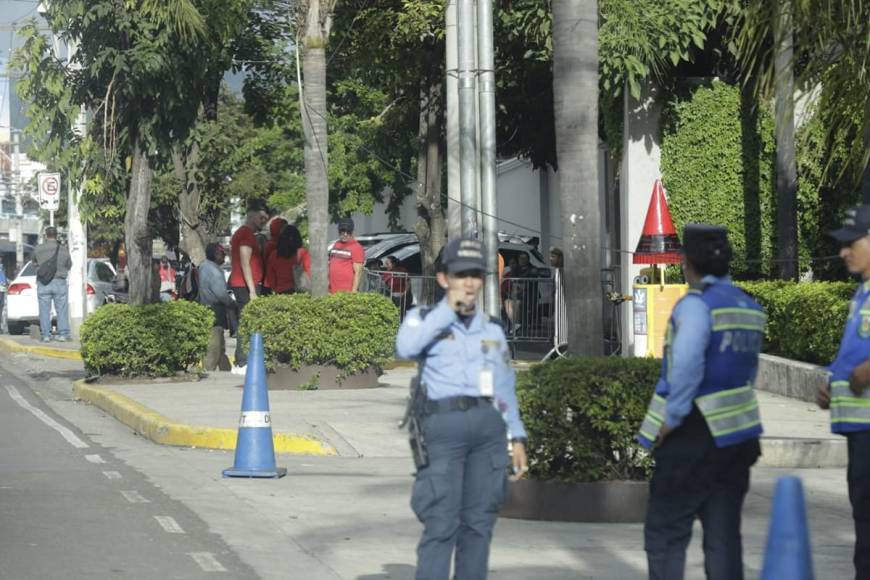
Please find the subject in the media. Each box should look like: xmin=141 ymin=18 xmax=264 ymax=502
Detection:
xmin=396 ymin=237 xmax=528 ymax=580
xmin=198 ymin=243 xmax=234 ymax=371
xmin=265 ymin=224 xmax=311 ymax=294
xmin=637 ymin=224 xmax=766 ymax=580
xmin=380 ymin=255 xmax=412 ymax=318
xmin=262 ymin=217 xmax=287 ymax=295
xmin=328 ymin=217 xmax=364 ymax=293
xmin=33 ymin=226 xmax=72 ymax=343
xmin=229 ymin=202 xmax=269 ymax=372
xmin=818 ymin=204 xmax=870 ymax=580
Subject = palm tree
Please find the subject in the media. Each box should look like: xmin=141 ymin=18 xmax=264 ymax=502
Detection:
xmin=552 ymin=0 xmax=603 ymax=355
xmin=737 ymin=0 xmax=870 ymax=204
xmin=296 ymin=0 xmax=335 ymax=296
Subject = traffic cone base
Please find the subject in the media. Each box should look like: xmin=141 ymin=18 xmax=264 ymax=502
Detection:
xmin=223 ymin=333 xmax=287 ymax=479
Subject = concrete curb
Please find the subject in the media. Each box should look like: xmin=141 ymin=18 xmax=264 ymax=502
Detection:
xmin=0 ymin=336 xmax=82 ymax=361
xmin=759 ymin=436 xmax=847 ymax=468
xmin=72 ymin=380 xmax=336 ymax=456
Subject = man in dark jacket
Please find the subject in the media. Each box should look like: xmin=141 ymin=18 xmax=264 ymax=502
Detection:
xmin=33 ymin=227 xmax=72 ymax=342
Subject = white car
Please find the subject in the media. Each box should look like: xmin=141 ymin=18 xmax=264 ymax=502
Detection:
xmin=5 ymin=259 xmax=117 ymax=335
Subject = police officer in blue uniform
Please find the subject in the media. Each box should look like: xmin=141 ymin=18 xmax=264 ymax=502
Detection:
xmin=396 ymin=237 xmax=528 ymax=580
xmin=818 ymin=205 xmax=870 ymax=580
xmin=637 ymin=224 xmax=766 ymax=580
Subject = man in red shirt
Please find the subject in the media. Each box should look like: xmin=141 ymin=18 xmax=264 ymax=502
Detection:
xmin=230 ymin=202 xmax=269 ymax=372
xmin=328 ymin=217 xmax=365 ymax=293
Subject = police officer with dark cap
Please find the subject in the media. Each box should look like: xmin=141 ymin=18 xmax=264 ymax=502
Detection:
xmin=396 ymin=236 xmax=528 ymax=580
xmin=637 ymin=224 xmax=766 ymax=580
xmin=818 ymin=204 xmax=870 ymax=580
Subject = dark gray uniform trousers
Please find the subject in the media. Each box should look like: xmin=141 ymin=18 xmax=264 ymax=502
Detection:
xmin=644 ymin=407 xmax=760 ymax=580
xmin=411 ymin=402 xmax=510 ymax=580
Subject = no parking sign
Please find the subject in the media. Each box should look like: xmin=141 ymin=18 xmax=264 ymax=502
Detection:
xmin=37 ymin=172 xmax=61 ymax=211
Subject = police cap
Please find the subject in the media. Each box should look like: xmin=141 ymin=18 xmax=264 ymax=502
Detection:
xmin=829 ymin=205 xmax=870 ymax=244
xmin=441 ymin=237 xmax=486 ymax=274
xmin=682 ymin=224 xmax=732 ymax=264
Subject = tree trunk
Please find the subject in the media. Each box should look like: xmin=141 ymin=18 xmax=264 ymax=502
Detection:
xmin=125 ymin=139 xmax=155 ymax=305
xmin=300 ymin=0 xmax=332 ymax=297
xmin=774 ymin=0 xmax=798 ymax=280
xmin=414 ymin=39 xmax=446 ymax=303
xmin=553 ymin=0 xmax=603 ymax=356
xmin=173 ymin=145 xmax=208 ymax=265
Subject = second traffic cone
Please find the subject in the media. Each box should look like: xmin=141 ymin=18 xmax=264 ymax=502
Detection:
xmin=633 ymin=179 xmax=682 ymax=264
xmin=760 ymin=476 xmax=814 ymax=580
xmin=223 ymin=333 xmax=287 ymax=478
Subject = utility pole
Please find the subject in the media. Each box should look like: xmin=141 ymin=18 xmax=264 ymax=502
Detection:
xmin=445 ymin=0 xmax=462 ymax=239
xmin=477 ymin=0 xmax=498 ymax=317
xmin=456 ymin=0 xmax=479 ymax=238
xmin=11 ymin=130 xmax=23 ymax=268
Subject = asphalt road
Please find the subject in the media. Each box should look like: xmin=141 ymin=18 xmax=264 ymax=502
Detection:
xmin=0 ymin=361 xmax=256 ymax=579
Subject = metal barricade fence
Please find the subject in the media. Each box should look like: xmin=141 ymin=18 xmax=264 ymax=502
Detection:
xmin=363 ymin=269 xmax=559 ymax=345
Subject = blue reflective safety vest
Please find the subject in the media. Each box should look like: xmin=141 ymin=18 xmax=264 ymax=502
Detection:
xmin=637 ymin=283 xmax=766 ymax=449
xmin=828 ymin=282 xmax=870 ymax=434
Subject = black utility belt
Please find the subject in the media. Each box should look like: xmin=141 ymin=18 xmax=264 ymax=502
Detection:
xmin=423 ymin=396 xmax=492 ymax=415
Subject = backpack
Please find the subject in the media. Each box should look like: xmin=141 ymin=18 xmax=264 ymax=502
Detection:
xmin=178 ymin=264 xmax=199 ymax=301
xmin=36 ymin=243 xmax=61 ymax=285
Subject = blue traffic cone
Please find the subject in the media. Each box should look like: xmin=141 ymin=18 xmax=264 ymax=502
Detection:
xmin=760 ymin=476 xmax=814 ymax=580
xmin=223 ymin=333 xmax=287 ymax=478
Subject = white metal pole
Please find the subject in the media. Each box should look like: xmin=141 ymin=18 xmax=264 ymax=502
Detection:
xmin=445 ymin=0 xmax=462 ymax=239
xmin=457 ymin=0 xmax=479 ymax=238
xmin=477 ymin=0 xmax=499 ymax=317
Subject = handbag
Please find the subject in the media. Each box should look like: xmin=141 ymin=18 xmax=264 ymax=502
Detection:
xmin=36 ymin=243 xmax=61 ymax=286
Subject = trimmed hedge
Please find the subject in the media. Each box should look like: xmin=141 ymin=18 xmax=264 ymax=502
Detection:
xmin=80 ymin=301 xmax=213 ymax=377
xmin=738 ymin=280 xmax=853 ymax=365
xmin=516 ymin=356 xmax=661 ymax=483
xmin=238 ymin=292 xmax=400 ymax=377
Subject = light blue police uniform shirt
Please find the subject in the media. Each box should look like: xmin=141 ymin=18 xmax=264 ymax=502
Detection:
xmin=396 ymin=299 xmax=527 ymax=439
xmin=663 ymin=274 xmax=747 ymax=429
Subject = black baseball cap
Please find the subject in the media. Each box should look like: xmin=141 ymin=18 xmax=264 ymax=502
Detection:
xmin=337 ymin=217 xmax=355 ymax=233
xmin=829 ymin=205 xmax=870 ymax=243
xmin=442 ymin=237 xmax=486 ymax=273
xmin=681 ymin=224 xmax=732 ymax=263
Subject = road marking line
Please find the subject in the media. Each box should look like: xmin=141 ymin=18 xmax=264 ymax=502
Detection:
xmin=188 ymin=552 xmax=227 ymax=572
xmin=154 ymin=516 xmax=185 ymax=534
xmin=102 ymin=471 xmax=122 ymax=480
xmin=120 ymin=490 xmax=150 ymax=503
xmin=85 ymin=454 xmax=105 ymax=464
xmin=3 ymin=384 xmax=89 ymax=448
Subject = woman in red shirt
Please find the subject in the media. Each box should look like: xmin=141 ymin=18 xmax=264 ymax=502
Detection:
xmin=265 ymin=224 xmax=311 ymax=294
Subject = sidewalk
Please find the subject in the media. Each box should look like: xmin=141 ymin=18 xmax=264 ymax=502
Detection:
xmin=0 ymin=332 xmax=845 ymax=467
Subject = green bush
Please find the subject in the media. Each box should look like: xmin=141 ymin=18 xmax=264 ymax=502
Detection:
xmin=738 ymin=280 xmax=853 ymax=365
xmin=80 ymin=301 xmax=213 ymax=377
xmin=238 ymin=292 xmax=400 ymax=377
xmin=516 ymin=356 xmax=661 ymax=483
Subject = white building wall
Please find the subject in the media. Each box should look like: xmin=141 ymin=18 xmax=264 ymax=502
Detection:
xmin=620 ymin=82 xmax=664 ymax=357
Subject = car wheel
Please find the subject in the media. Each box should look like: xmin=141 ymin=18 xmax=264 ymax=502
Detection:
xmin=7 ymin=321 xmax=25 ymax=335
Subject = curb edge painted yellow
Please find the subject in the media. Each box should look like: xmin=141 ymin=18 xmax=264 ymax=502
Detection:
xmin=0 ymin=336 xmax=82 ymax=361
xmin=72 ymin=379 xmax=336 ymax=456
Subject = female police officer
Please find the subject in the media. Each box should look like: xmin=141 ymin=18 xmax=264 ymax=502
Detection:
xmin=396 ymin=237 xmax=528 ymax=580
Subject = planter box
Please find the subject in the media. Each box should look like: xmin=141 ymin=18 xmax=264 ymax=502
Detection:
xmin=500 ymin=478 xmax=649 ymax=523
xmin=267 ymin=364 xmax=381 ymax=390
xmin=756 ymin=353 xmax=827 ymax=402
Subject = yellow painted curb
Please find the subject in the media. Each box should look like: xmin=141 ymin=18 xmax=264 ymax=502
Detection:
xmin=72 ymin=380 xmax=336 ymax=456
xmin=0 ymin=336 xmax=83 ymax=361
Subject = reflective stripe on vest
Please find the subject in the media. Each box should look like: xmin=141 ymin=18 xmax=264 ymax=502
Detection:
xmin=637 ymin=394 xmax=666 ymax=447
xmin=695 ymin=385 xmax=762 ymax=440
xmin=710 ymin=308 xmax=767 ymax=332
xmin=830 ymin=380 xmax=870 ymax=428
